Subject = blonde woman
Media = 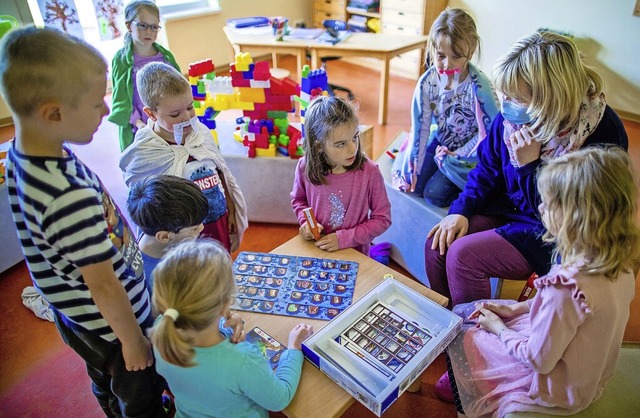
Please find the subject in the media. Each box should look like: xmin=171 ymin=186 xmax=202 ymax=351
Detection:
xmin=426 ymin=31 xmax=629 ymax=310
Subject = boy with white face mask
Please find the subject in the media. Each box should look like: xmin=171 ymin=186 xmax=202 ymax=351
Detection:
xmin=120 ymin=62 xmax=247 ymax=252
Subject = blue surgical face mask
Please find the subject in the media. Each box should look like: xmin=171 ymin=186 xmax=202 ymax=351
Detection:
xmin=501 ymin=100 xmax=533 ymax=125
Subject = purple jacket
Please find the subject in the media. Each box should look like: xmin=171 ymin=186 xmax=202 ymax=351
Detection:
xmin=449 ymin=106 xmax=628 ymax=275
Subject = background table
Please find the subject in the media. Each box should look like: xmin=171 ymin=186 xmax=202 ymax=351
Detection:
xmin=237 ymin=235 xmax=448 ymax=418
xmin=222 ymin=27 xmax=428 ymax=125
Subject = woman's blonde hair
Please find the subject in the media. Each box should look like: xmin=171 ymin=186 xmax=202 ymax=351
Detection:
xmin=150 ymin=239 xmax=236 ymax=367
xmin=537 ymin=146 xmax=640 ymax=278
xmin=494 ymin=31 xmax=604 ymax=142
xmin=426 ymin=7 xmax=480 ymax=66
xmin=303 ymin=95 xmax=364 ymax=185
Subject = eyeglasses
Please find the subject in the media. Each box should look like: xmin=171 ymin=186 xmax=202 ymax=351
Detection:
xmin=132 ymin=21 xmax=162 ymax=32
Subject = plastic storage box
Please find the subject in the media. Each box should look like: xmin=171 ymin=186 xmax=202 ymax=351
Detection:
xmin=302 ymin=278 xmax=462 ymax=416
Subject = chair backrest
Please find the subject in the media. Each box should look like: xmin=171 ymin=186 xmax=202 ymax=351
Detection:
xmin=322 ymin=19 xmax=347 ymax=37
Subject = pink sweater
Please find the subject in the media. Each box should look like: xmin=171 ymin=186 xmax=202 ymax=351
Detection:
xmin=448 ymin=263 xmax=635 ymax=417
xmin=291 ymin=157 xmax=391 ymax=255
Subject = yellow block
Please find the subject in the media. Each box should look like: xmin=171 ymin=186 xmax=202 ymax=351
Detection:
xmin=256 ymin=144 xmax=277 ymax=157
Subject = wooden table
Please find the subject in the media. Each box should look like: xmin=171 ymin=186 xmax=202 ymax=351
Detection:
xmin=222 ymin=27 xmax=428 ymax=125
xmin=236 ymin=235 xmax=448 ymax=418
xmin=308 ymin=32 xmax=428 ymax=126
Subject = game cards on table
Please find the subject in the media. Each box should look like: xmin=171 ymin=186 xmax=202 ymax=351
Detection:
xmin=232 ymin=251 xmax=359 ymax=320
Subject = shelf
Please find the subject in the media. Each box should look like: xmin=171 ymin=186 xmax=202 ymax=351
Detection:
xmin=346 ymin=7 xmax=380 ymax=19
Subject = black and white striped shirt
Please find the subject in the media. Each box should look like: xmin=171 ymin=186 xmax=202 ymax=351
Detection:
xmin=7 ymin=144 xmax=149 ymax=342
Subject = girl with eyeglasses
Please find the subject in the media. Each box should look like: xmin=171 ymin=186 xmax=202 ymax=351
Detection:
xmin=110 ymin=0 xmax=180 ymax=151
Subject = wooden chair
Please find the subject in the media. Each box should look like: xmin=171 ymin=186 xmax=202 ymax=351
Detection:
xmin=494 ymin=272 xmax=538 ymax=301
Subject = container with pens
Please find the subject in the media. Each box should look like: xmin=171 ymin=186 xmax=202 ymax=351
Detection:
xmin=269 ymin=16 xmax=288 ymax=41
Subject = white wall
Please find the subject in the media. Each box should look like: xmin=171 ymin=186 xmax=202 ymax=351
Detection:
xmin=450 ymin=0 xmax=640 ymax=119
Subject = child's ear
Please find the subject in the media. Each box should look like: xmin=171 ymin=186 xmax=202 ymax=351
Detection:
xmin=155 ymin=230 xmax=171 ymax=243
xmin=143 ymin=106 xmax=156 ymax=121
xmin=38 ymin=102 xmax=63 ymax=124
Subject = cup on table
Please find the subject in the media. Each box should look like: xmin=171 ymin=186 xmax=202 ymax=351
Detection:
xmin=270 ymin=17 xmax=288 ymax=41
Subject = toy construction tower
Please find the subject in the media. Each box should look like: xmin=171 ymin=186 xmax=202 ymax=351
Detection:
xmin=188 ymin=54 xmax=331 ymax=159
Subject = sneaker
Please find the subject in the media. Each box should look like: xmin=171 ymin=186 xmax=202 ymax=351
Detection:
xmin=435 ymin=372 xmax=454 ymax=403
xmin=162 ymin=390 xmax=174 ymax=415
xmin=21 ymin=286 xmax=54 ymax=322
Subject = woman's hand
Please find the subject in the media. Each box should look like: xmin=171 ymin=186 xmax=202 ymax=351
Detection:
xmin=428 ymin=214 xmax=469 ymax=255
xmin=509 ymin=126 xmax=542 ymax=166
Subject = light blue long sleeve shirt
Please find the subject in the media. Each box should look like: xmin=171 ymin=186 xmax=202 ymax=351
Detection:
xmin=154 ymin=329 xmax=304 ymax=418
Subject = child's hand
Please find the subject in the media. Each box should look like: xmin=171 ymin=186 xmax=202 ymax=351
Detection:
xmin=299 ymin=221 xmax=324 ymax=241
xmin=122 ymin=336 xmax=154 ymax=371
xmin=223 ymin=309 xmax=245 ymax=343
xmin=434 ymin=146 xmax=456 ymax=169
xmin=474 ymin=308 xmax=508 ymax=336
xmin=288 ymin=323 xmax=314 ymax=350
xmin=469 ymin=301 xmax=529 ymax=320
xmin=315 ymin=233 xmax=339 ymax=252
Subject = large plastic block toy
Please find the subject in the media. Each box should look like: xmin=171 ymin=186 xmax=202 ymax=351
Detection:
xmin=253 ymin=61 xmax=271 ymax=80
xmin=237 ymin=87 xmax=266 ymax=103
xmin=255 ymin=144 xmax=277 ymax=157
xmin=188 ymin=59 xmax=215 ymax=77
xmin=250 ymin=79 xmax=271 ymax=88
xmin=300 ymin=67 xmax=328 ymax=95
xmin=208 ymin=76 xmax=234 ymax=95
xmin=234 ymin=53 xmax=253 ymax=72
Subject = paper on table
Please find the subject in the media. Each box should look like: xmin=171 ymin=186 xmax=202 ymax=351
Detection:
xmin=314 ymin=30 xmax=352 ymax=45
xmin=283 ymin=28 xmax=324 ymax=40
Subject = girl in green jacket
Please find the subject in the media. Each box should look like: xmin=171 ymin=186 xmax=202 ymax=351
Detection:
xmin=110 ymin=0 xmax=180 ymax=151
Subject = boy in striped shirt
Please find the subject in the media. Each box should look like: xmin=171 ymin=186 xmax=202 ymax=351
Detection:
xmin=0 ymin=26 xmax=167 ymax=416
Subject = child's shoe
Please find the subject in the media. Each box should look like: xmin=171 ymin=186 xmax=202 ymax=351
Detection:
xmin=435 ymin=372 xmax=454 ymax=403
xmin=162 ymin=390 xmax=174 ymax=415
xmin=369 ymin=242 xmax=391 ymax=266
xmin=21 ymin=286 xmax=54 ymax=322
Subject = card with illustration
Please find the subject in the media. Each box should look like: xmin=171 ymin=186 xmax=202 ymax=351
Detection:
xmin=336 ymin=302 xmax=435 ymax=375
xmin=232 ymin=252 xmax=358 ymax=320
xmin=245 ymin=326 xmax=287 ymax=371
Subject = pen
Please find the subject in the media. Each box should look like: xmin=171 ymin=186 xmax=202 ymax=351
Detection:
xmin=303 ymin=207 xmax=321 ymax=240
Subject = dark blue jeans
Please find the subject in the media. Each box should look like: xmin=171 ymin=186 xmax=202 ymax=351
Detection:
xmin=53 ymin=312 xmax=167 ymax=418
xmin=413 ymin=151 xmax=461 ymax=207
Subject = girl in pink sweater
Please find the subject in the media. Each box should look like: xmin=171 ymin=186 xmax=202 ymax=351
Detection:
xmin=291 ymin=96 xmax=391 ymax=255
xmin=444 ymin=147 xmax=639 ymax=417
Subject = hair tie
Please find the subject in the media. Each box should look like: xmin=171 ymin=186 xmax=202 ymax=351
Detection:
xmin=164 ymin=308 xmax=179 ymax=321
